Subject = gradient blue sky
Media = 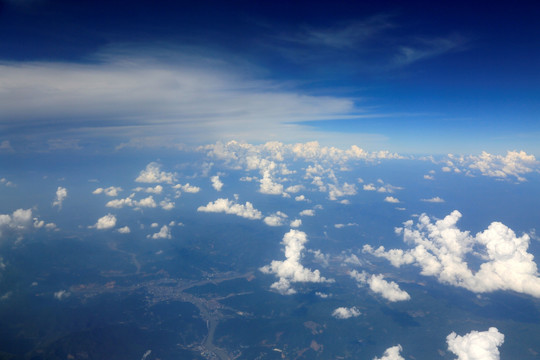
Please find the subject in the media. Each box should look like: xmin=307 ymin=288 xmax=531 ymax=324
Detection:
xmin=0 ymin=0 xmax=538 ymax=155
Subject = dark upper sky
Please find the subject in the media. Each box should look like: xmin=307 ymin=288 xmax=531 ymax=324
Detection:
xmin=0 ymin=0 xmax=539 ymax=154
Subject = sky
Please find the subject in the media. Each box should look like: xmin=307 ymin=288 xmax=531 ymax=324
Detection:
xmin=0 ymin=0 xmax=539 ymax=154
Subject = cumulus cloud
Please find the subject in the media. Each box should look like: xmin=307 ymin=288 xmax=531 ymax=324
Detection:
xmin=335 ymin=223 xmax=358 ymax=228
xmin=117 ymin=226 xmax=131 ymax=234
xmin=328 ymin=182 xmax=357 ymax=201
xmin=447 ymin=327 xmax=504 ymax=360
xmin=91 ymin=214 xmax=117 ymax=230
xmin=259 ymin=170 xmax=284 ymax=195
xmin=92 ymin=186 xmax=122 ymax=196
xmin=443 ymin=151 xmax=538 ymax=182
xmin=52 ymin=186 xmax=67 ymax=209
xmin=295 ymin=195 xmax=307 ymax=202
xmin=54 ymin=290 xmax=70 ymax=300
xmin=350 ymin=270 xmax=410 ymax=302
xmin=0 ymin=208 xmax=33 ymax=238
xmin=285 ymin=185 xmax=304 ymax=193
xmin=290 ymin=219 xmax=302 ymax=228
xmin=300 ymin=209 xmax=315 ymax=216
xmin=384 ymin=196 xmax=400 ymax=203
xmin=420 ymin=196 xmax=444 ymax=203
xmin=159 ymin=199 xmax=175 ymax=210
xmin=173 ymin=183 xmax=200 ymax=193
xmin=106 ymin=195 xmax=135 ymax=208
xmin=135 ymin=162 xmax=176 ymax=184
xmin=211 ymin=175 xmax=223 ymax=191
xmin=264 ymin=211 xmax=288 ymax=227
xmin=148 ymin=225 xmax=172 ymax=239
xmin=364 ymin=210 xmax=540 ymax=298
xmin=144 ymin=185 xmax=163 ymax=194
xmin=197 ymin=198 xmax=262 ymax=220
xmin=260 ymin=229 xmax=333 ymax=295
xmin=373 ymin=345 xmax=405 ymax=360
xmin=332 ymin=306 xmax=361 ymax=319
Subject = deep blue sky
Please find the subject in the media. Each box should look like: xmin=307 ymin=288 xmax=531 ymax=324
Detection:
xmin=0 ymin=0 xmax=538 ymax=154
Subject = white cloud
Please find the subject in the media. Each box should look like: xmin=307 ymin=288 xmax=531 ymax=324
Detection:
xmin=173 ymin=183 xmax=200 ymax=193
xmin=264 ymin=212 xmax=288 ymax=227
xmin=295 ymin=195 xmax=307 ymax=202
xmin=151 ymin=222 xmax=159 ymax=228
xmin=299 ymin=209 xmax=315 ymax=216
xmin=260 ymin=229 xmax=333 ymax=295
xmin=363 ymin=183 xmax=377 ymax=191
xmin=384 ymin=196 xmax=400 ymax=203
xmin=285 ymin=185 xmax=304 ymax=193
xmin=135 ymin=162 xmax=176 ymax=184
xmin=332 ymin=306 xmax=361 ymax=319
xmin=373 ymin=345 xmax=405 ymax=360
xmin=145 ymin=185 xmax=163 ymax=194
xmin=54 ymin=290 xmax=70 ymax=300
xmin=91 ymin=214 xmax=117 ymax=230
xmin=149 ymin=225 xmax=172 ymax=239
xmin=447 ymin=327 xmax=504 ymax=360
xmin=197 ymin=198 xmax=262 ymax=220
xmin=106 ymin=195 xmax=134 ymax=208
xmin=259 ymin=170 xmax=284 ymax=195
xmin=117 ymin=226 xmax=131 ymax=234
xmin=290 ymin=219 xmax=302 ymax=228
xmin=364 ymin=210 xmax=540 ymax=298
xmin=328 ymin=182 xmax=357 ymax=201
xmin=52 ymin=186 xmax=67 ymax=209
xmin=211 ymin=175 xmax=223 ymax=191
xmin=444 ymin=151 xmax=538 ymax=182
xmin=335 ymin=222 xmax=358 ymax=228
xmin=160 ymin=199 xmax=175 ymax=210
xmin=420 ymin=196 xmax=445 ymax=203
xmin=0 ymin=208 xmax=33 ymax=238
xmin=350 ymin=270 xmax=410 ymax=302
xmin=424 ymin=174 xmax=435 ymax=180
xmin=93 ymin=186 xmax=122 ymax=196
xmin=135 ymin=196 xmax=157 ymax=208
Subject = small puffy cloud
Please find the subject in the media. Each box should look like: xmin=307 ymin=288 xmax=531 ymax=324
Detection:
xmin=290 ymin=219 xmax=302 ymax=228
xmin=364 ymin=210 xmax=540 ymax=298
xmin=373 ymin=345 xmax=405 ymax=360
xmin=91 ymin=214 xmax=116 ymax=230
xmin=299 ymin=209 xmax=315 ymax=216
xmin=0 ymin=178 xmax=15 ymax=187
xmin=151 ymin=222 xmax=159 ymax=228
xmin=332 ymin=306 xmax=361 ymax=319
xmin=54 ymin=290 xmax=70 ymax=300
xmin=52 ymin=186 xmax=67 ymax=209
xmin=260 ymin=229 xmax=333 ymax=295
xmin=135 ymin=162 xmax=176 ymax=184
xmin=145 ymin=185 xmax=163 ymax=194
xmin=328 ymin=182 xmax=357 ymax=201
xmin=363 ymin=184 xmax=377 ymax=191
xmin=160 ymin=199 xmax=175 ymax=210
xmin=211 ymin=175 xmax=223 ymax=191
xmin=447 ymin=327 xmax=504 ymax=360
xmin=93 ymin=186 xmax=122 ymax=196
xmin=135 ymin=196 xmax=157 ymax=208
xmin=198 ymin=198 xmax=262 ymax=220
xmin=264 ymin=212 xmax=288 ymax=227
xmin=106 ymin=196 xmax=134 ymax=208
xmin=350 ymin=271 xmax=410 ymax=302
xmin=295 ymin=195 xmax=307 ymax=202
xmin=117 ymin=226 xmax=131 ymax=234
xmin=173 ymin=183 xmax=200 ymax=193
xmin=149 ymin=225 xmax=172 ymax=239
xmin=421 ymin=196 xmax=445 ymax=203
xmin=286 ymin=185 xmax=304 ymax=193
xmin=424 ymin=174 xmax=435 ymax=180
xmin=384 ymin=196 xmax=400 ymax=203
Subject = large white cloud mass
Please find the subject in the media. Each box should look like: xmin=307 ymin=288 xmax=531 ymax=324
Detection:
xmin=135 ymin=162 xmax=176 ymax=184
xmin=260 ymin=229 xmax=333 ymax=295
xmin=447 ymin=327 xmax=504 ymax=360
xmin=0 ymin=208 xmax=34 ymax=238
xmin=373 ymin=345 xmax=405 ymax=360
xmin=197 ymin=198 xmax=262 ymax=220
xmin=363 ymin=210 xmax=540 ymax=297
